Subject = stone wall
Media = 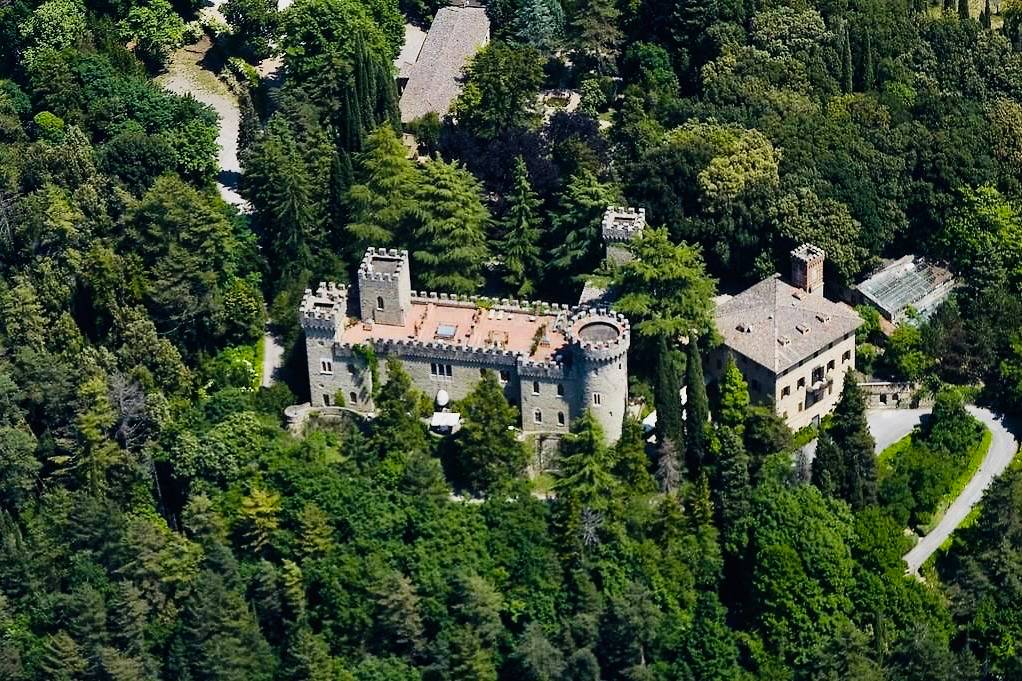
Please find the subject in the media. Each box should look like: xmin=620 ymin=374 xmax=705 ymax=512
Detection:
xmin=860 ymin=381 xmax=933 ymax=409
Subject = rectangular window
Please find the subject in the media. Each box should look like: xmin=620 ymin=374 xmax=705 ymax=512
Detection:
xmin=842 ymin=350 xmax=851 ymax=363
xmin=322 ymin=393 xmax=331 ymax=406
xmin=320 ymin=359 xmax=333 ymax=374
xmin=798 ymin=402 xmax=804 ymax=412
xmin=499 ymin=370 xmax=510 ymax=383
xmin=593 ymin=392 xmax=602 ymax=406
xmin=534 ymin=409 xmax=543 ymax=424
xmin=445 ymin=364 xmax=453 ymax=377
xmin=797 ymin=377 xmax=806 ymax=389
xmin=827 ymin=359 xmax=835 ymax=372
xmin=532 ymin=381 xmax=540 ymax=395
xmin=557 ymin=412 xmax=565 ymax=426
xmin=781 ymin=385 xmax=791 ymax=398
xmin=557 ymin=383 xmax=565 ymax=396
xmin=430 ymin=362 xmax=438 ymax=376
xmin=812 ymin=366 xmax=825 ymax=383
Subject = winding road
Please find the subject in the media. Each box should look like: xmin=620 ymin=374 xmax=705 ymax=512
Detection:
xmin=158 ymin=0 xmax=288 ymax=382
xmin=866 ymin=407 xmax=1020 ymax=574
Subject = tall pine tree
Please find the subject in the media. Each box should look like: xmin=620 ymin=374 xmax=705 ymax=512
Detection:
xmin=411 ymin=158 xmax=491 ymax=294
xmin=346 ymin=125 xmax=419 ymax=255
xmin=717 ymin=353 xmax=749 ymax=432
xmin=830 ymin=374 xmax=877 ymax=510
xmin=500 ymin=157 xmax=543 ymax=297
xmin=712 ymin=425 xmax=751 ymax=555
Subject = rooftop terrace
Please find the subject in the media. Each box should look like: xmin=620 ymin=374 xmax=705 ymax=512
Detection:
xmin=340 ymin=298 xmax=568 ymax=362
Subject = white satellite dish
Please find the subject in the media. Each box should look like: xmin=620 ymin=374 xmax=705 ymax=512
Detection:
xmin=436 ymin=389 xmax=450 ymax=408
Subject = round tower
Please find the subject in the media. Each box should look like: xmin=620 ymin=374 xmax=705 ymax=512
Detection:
xmin=566 ymin=309 xmax=631 ymax=442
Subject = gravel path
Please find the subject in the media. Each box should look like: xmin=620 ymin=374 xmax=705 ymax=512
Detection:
xmin=261 ymin=330 xmax=284 ymax=388
xmin=157 ymin=36 xmax=246 ymax=208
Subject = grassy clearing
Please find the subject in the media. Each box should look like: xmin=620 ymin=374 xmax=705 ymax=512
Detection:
xmin=878 ymin=422 xmax=990 ymax=532
xmin=920 ymin=427 xmax=992 ymax=534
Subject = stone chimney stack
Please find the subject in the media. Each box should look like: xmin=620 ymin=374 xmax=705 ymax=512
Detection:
xmin=791 ymin=244 xmax=825 ymax=295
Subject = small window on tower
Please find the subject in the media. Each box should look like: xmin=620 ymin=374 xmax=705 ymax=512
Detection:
xmin=532 ymin=381 xmax=540 ymax=395
xmin=557 ymin=384 xmax=565 ymax=396
xmin=376 ymin=296 xmax=384 ymax=310
xmin=534 ymin=409 xmax=543 ymax=424
xmin=349 ymin=392 xmax=357 ymax=404
xmin=320 ymin=359 xmax=333 ymax=374
xmin=593 ymin=392 xmax=602 ymax=406
xmin=557 ymin=412 xmax=565 ymax=426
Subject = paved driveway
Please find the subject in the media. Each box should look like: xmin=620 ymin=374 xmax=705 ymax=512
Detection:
xmin=900 ymin=407 xmax=1019 ymax=574
xmin=866 ymin=408 xmax=928 ymax=453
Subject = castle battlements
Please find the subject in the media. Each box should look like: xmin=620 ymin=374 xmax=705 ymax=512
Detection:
xmin=565 ymin=308 xmax=631 ymax=362
xmin=601 ymin=206 xmax=646 ymax=243
xmin=358 ymin=247 xmax=409 ymax=283
xmin=302 ymin=246 xmax=632 ymax=443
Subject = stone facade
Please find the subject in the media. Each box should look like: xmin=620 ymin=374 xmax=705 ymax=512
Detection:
xmin=710 ymin=246 xmax=864 ymax=432
xmin=301 ymin=248 xmax=630 ymax=442
xmin=601 ymin=206 xmax=646 ymax=265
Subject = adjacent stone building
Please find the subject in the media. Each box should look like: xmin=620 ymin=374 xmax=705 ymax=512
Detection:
xmin=301 ymin=248 xmax=630 ymax=442
xmin=398 ymin=4 xmax=490 ymax=124
xmin=709 ymin=246 xmax=864 ymax=431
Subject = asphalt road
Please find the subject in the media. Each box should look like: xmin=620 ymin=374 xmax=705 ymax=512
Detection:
xmin=866 ymin=407 xmax=1020 ymax=574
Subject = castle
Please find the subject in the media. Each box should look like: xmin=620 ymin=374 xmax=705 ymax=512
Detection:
xmin=300 ymin=247 xmax=631 ymax=442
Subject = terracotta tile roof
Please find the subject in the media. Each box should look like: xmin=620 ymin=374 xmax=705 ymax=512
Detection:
xmin=714 ymin=276 xmax=863 ymax=374
xmin=398 ymin=7 xmax=490 ymax=123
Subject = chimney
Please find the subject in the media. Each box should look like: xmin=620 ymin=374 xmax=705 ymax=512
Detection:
xmin=791 ymin=244 xmax=825 ymax=296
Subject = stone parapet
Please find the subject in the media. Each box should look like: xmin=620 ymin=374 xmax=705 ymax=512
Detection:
xmin=299 ymin=282 xmax=347 ymax=335
xmin=357 ymin=247 xmax=409 ymax=283
xmin=601 ymin=206 xmax=646 ymax=243
xmin=566 ymin=308 xmax=631 ymax=362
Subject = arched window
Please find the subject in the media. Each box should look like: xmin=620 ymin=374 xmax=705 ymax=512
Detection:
xmin=349 ymin=391 xmax=357 ymax=404
xmin=376 ymin=295 xmax=385 ymax=310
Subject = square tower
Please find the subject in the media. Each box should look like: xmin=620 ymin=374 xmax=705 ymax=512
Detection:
xmin=791 ymin=244 xmax=826 ymax=296
xmin=358 ymin=248 xmax=411 ymax=326
xmin=601 ymin=206 xmax=646 ymax=265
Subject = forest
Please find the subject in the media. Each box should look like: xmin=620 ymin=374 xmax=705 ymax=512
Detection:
xmin=1 ymin=0 xmax=1022 ymax=679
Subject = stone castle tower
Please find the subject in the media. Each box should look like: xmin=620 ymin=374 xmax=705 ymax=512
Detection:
xmin=565 ymin=309 xmax=631 ymax=441
xmin=791 ymin=244 xmax=826 ymax=295
xmin=358 ymin=248 xmax=411 ymax=326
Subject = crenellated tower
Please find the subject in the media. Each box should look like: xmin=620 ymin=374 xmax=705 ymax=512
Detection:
xmin=358 ymin=247 xmax=411 ymax=326
xmin=601 ymin=206 xmax=646 ymax=265
xmin=565 ymin=308 xmax=631 ymax=441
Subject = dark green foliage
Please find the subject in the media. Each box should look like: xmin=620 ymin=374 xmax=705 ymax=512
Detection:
xmin=830 ymin=375 xmax=877 ymax=510
xmin=452 ymin=41 xmax=545 ymax=140
xmin=654 ymin=335 xmax=684 ymax=448
xmin=499 ymin=156 xmax=543 ymax=297
xmin=685 ymin=338 xmax=710 ymax=476
xmin=450 ymin=371 xmax=527 ymax=493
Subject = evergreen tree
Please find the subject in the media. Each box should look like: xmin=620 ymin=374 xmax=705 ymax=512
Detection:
xmin=831 ymin=374 xmax=877 ymax=510
xmin=569 ymin=0 xmax=622 ymax=74
xmin=712 ymin=424 xmax=751 ymax=554
xmin=346 ymin=125 xmax=419 ymax=254
xmin=860 ymin=30 xmax=876 ymax=90
xmin=371 ymin=358 xmax=430 ymax=459
xmin=717 ymin=353 xmax=749 ymax=432
xmin=982 ymin=0 xmax=993 ymax=27
xmin=811 ymin=432 xmax=844 ymax=497
xmin=959 ymin=0 xmax=971 ymax=20
xmin=681 ymin=592 xmax=741 ymax=681
xmin=238 ymin=89 xmax=261 ymax=153
xmin=411 ymin=158 xmax=491 ymax=294
xmin=500 ymin=157 xmax=543 ymax=297
xmin=453 ymin=370 xmax=527 ymax=493
xmin=370 ymin=570 xmax=425 ymax=657
xmin=685 ymin=337 xmax=710 ymax=476
xmin=513 ymin=0 xmax=564 ymax=51
xmin=841 ymin=24 xmax=853 ymax=93
xmin=654 ymin=335 xmax=684 ymax=448
xmin=654 ymin=438 xmax=681 ymax=493
xmin=327 ymin=150 xmax=354 ymax=237
xmin=613 ymin=418 xmax=655 ymax=493
xmin=549 ymin=168 xmax=619 ymax=277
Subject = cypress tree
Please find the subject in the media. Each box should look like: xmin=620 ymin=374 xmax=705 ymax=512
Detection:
xmin=500 ymin=157 xmax=543 ymax=297
xmin=328 ymin=149 xmax=353 ymax=233
xmin=655 ymin=438 xmax=682 ymax=493
xmin=841 ymin=25 xmax=853 ymax=93
xmin=613 ymin=418 xmax=656 ymax=493
xmin=238 ymin=89 xmax=260 ymax=154
xmin=655 ymin=335 xmax=684 ymax=449
xmin=811 ymin=432 xmax=844 ymax=498
xmin=713 ymin=424 xmax=751 ymax=555
xmin=685 ymin=337 xmax=710 ymax=477
xmin=982 ymin=0 xmax=993 ymax=27
xmin=861 ymin=30 xmax=876 ymax=90
xmin=717 ymin=353 xmax=749 ymax=432
xmin=830 ymin=375 xmax=877 ymax=509
xmin=959 ymin=0 xmax=971 ymax=20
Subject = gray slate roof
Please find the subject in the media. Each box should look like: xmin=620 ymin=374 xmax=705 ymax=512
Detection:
xmin=398 ymin=7 xmax=490 ymax=123
xmin=714 ymin=275 xmax=863 ymax=374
